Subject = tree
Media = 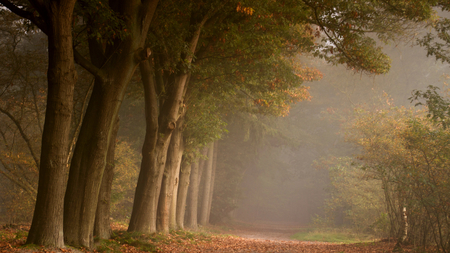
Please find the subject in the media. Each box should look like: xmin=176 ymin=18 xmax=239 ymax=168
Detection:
xmin=128 ymin=0 xmax=221 ymax=234
xmin=0 ymin=0 xmax=78 ymax=247
xmin=63 ymin=0 xmax=158 ymax=247
xmin=340 ymin=97 xmax=450 ymax=251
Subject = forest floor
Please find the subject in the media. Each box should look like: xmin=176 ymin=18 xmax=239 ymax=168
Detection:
xmin=0 ymin=223 xmax=434 ymax=252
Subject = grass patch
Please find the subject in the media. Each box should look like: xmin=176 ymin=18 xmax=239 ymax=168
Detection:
xmin=20 ymin=243 xmax=43 ymax=250
xmin=108 ymin=228 xmax=213 ymax=252
xmin=111 ymin=231 xmax=157 ymax=252
xmin=290 ymin=228 xmax=378 ymax=244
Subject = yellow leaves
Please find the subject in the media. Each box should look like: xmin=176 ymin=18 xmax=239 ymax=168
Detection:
xmin=236 ymin=2 xmax=255 ymax=16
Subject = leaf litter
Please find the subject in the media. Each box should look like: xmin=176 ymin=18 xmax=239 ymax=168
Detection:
xmin=0 ymin=224 xmax=436 ymax=252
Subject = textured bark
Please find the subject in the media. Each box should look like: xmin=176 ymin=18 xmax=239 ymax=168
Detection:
xmin=206 ymin=141 xmax=218 ymax=223
xmin=197 ymin=147 xmax=208 ymax=190
xmin=199 ymin=142 xmax=214 ymax=226
xmin=169 ymin=143 xmax=183 ymax=230
xmin=127 ymin=60 xmax=159 ymax=233
xmin=186 ymin=160 xmax=200 ymax=229
xmin=129 ymin=11 xmax=209 ymax=233
xmin=63 ymin=1 xmax=159 ymax=247
xmin=176 ymin=159 xmax=191 ymax=230
xmin=26 ymin=0 xmax=78 ymax=247
xmin=129 ymin=70 xmax=188 ymax=233
xmin=94 ymin=118 xmax=119 ymax=240
xmin=156 ymin=118 xmax=184 ymax=233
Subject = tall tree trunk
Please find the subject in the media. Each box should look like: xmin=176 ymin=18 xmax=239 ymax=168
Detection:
xmin=127 ymin=59 xmax=159 ymax=233
xmin=156 ymin=117 xmax=184 ymax=233
xmin=206 ymin=141 xmax=218 ymax=223
xmin=129 ymin=13 xmax=209 ymax=233
xmin=129 ymin=70 xmax=188 ymax=233
xmin=176 ymin=158 xmax=191 ymax=230
xmin=199 ymin=142 xmax=214 ymax=226
xmin=26 ymin=1 xmax=77 ymax=247
xmin=169 ymin=125 xmax=184 ymax=230
xmin=94 ymin=118 xmax=119 ymax=240
xmin=63 ymin=1 xmax=159 ymax=247
xmin=169 ymin=145 xmax=183 ymax=230
xmin=186 ymin=147 xmax=208 ymax=229
xmin=186 ymin=160 xmax=200 ymax=229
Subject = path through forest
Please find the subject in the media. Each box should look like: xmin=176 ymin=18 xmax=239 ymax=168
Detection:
xmin=0 ymin=223 xmax=429 ymax=252
xmin=221 ymin=221 xmax=303 ymax=241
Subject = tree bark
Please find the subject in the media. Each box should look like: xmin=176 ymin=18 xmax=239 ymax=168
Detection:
xmin=186 ymin=160 xmax=200 ymax=229
xmin=94 ymin=118 xmax=119 ymax=240
xmin=129 ymin=11 xmax=210 ymax=233
xmin=206 ymin=141 xmax=218 ymax=223
xmin=63 ymin=1 xmax=159 ymax=247
xmin=156 ymin=117 xmax=184 ymax=233
xmin=199 ymin=142 xmax=214 ymax=226
xmin=126 ymin=59 xmax=159 ymax=234
xmin=128 ymin=70 xmax=188 ymax=233
xmin=169 ymin=127 xmax=184 ymax=230
xmin=26 ymin=1 xmax=78 ymax=248
xmin=176 ymin=158 xmax=191 ymax=230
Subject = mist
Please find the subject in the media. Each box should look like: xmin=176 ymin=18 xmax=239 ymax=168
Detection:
xmin=227 ymin=42 xmax=448 ymax=227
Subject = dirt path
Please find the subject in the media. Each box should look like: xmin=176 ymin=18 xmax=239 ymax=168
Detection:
xmin=221 ymin=221 xmax=302 ymax=242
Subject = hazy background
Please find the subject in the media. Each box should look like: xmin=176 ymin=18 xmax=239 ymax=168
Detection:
xmin=230 ymin=42 xmax=448 ymax=226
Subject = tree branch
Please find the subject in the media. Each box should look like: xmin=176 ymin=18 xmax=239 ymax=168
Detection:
xmin=0 ymin=158 xmax=37 ymax=199
xmin=74 ymin=49 xmax=108 ymax=81
xmin=0 ymin=0 xmax=48 ymax=34
xmin=0 ymin=107 xmax=40 ymax=169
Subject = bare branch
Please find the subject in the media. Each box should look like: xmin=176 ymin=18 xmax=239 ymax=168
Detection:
xmin=0 ymin=107 xmax=39 ymax=168
xmin=0 ymin=158 xmax=37 ymax=199
xmin=74 ymin=49 xmax=107 ymax=81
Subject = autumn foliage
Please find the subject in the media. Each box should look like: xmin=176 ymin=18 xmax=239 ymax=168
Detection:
xmin=320 ymin=95 xmax=450 ymax=251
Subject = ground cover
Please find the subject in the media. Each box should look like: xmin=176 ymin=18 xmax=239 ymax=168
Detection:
xmin=0 ymin=223 xmax=436 ymax=252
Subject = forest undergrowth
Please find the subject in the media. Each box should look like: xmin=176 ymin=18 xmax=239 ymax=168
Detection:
xmin=0 ymin=223 xmax=437 ymax=253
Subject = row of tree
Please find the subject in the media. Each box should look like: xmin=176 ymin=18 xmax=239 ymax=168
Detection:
xmin=0 ymin=0 xmax=445 ymax=249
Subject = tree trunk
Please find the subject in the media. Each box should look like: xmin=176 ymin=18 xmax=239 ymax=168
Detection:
xmin=169 ymin=129 xmax=184 ymax=230
xmin=129 ymin=12 xmax=209 ymax=233
xmin=94 ymin=118 xmax=119 ymax=240
xmin=128 ymin=69 xmax=188 ymax=233
xmin=186 ymin=160 xmax=200 ymax=229
xmin=26 ymin=1 xmax=77 ymax=248
xmin=176 ymin=158 xmax=191 ymax=230
xmin=199 ymin=142 xmax=214 ymax=226
xmin=63 ymin=1 xmax=159 ymax=247
xmin=156 ymin=117 xmax=184 ymax=233
xmin=206 ymin=141 xmax=218 ymax=223
xmin=195 ymin=147 xmax=208 ymax=222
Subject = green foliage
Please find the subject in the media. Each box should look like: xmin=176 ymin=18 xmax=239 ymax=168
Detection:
xmin=339 ymin=98 xmax=450 ymax=251
xmin=110 ymin=231 xmax=157 ymax=252
xmin=307 ymin=0 xmax=433 ymax=74
xmin=315 ymin=156 xmax=388 ymax=236
xmin=110 ymin=140 xmax=140 ymax=222
xmin=410 ymin=85 xmax=450 ymax=129
xmin=183 ymin=91 xmax=228 ymax=158
xmin=74 ymin=0 xmax=127 ymax=45
xmin=418 ymin=8 xmax=450 ymax=64
xmin=96 ymin=239 xmax=123 ymax=253
xmin=291 ymin=227 xmax=377 ymax=243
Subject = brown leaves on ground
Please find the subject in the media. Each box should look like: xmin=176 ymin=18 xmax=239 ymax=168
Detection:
xmin=0 ymin=224 xmax=436 ymax=253
xmin=151 ymin=235 xmax=423 ymax=253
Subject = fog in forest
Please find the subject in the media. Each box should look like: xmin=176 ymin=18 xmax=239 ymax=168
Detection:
xmin=229 ymin=43 xmax=448 ymax=226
